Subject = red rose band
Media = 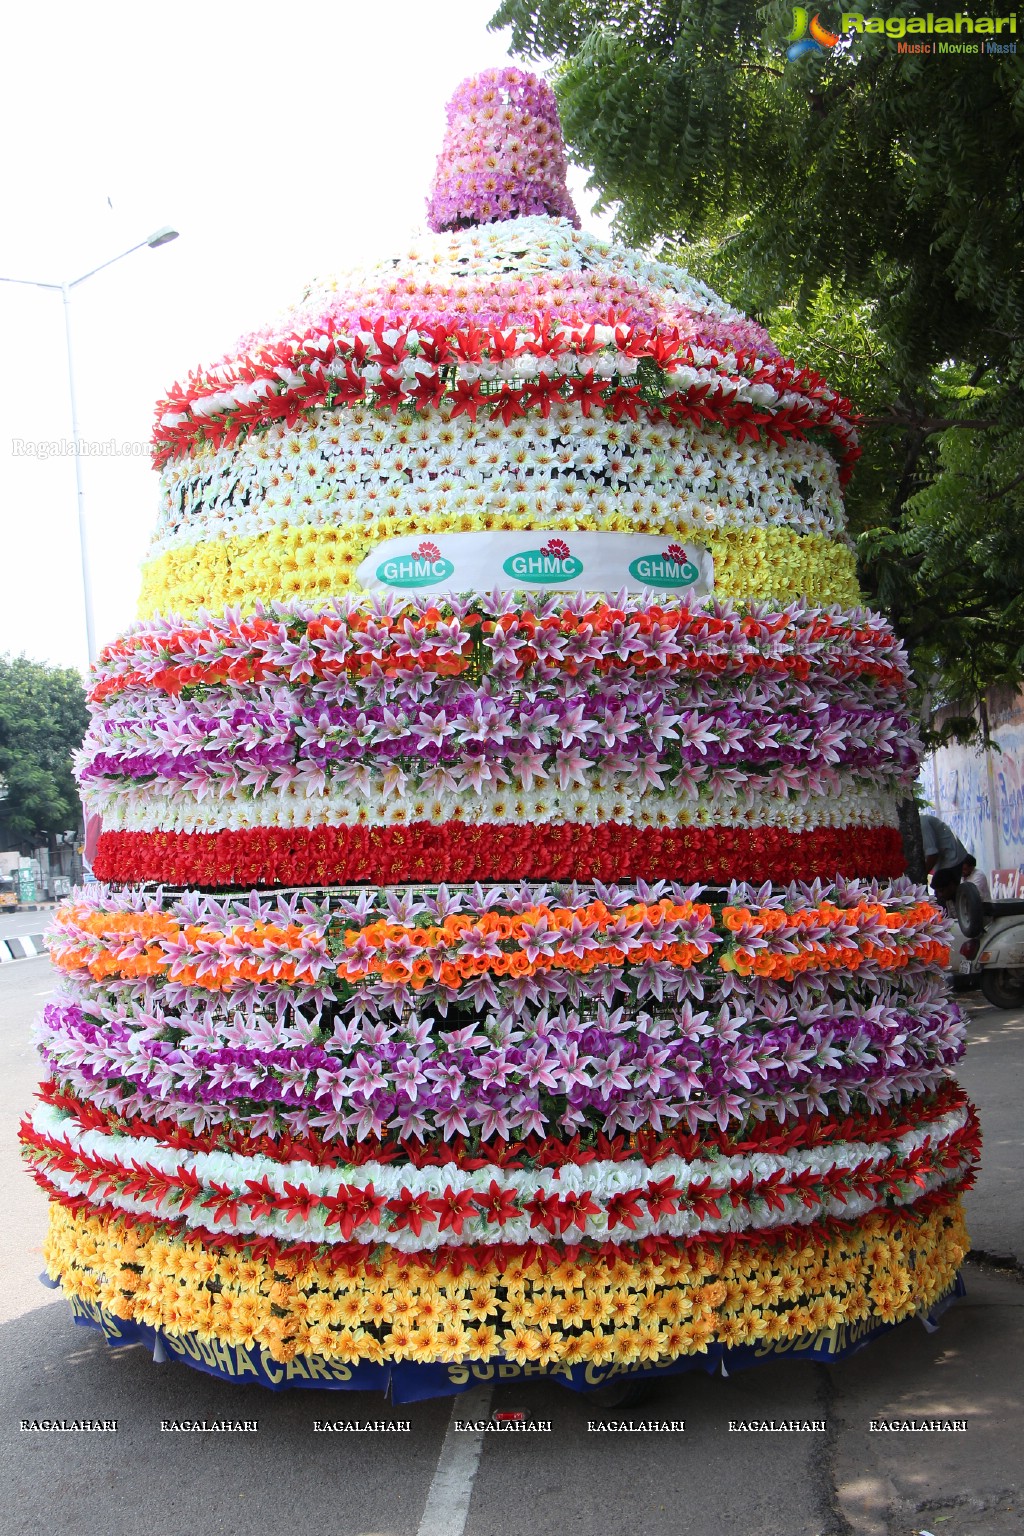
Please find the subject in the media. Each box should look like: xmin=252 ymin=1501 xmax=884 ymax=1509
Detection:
xmin=93 ymin=821 xmax=906 ymax=888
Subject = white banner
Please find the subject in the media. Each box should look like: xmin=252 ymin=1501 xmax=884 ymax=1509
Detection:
xmin=356 ymin=532 xmax=713 ymax=596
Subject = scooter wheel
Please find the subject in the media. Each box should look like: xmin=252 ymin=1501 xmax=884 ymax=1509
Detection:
xmin=955 ymin=884 xmax=987 ymax=939
xmin=980 ymin=968 xmax=1024 ymax=1009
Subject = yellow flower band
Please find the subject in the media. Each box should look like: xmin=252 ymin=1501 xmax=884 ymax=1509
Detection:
xmin=137 ymin=521 xmax=862 ymax=619
xmin=44 ymin=1197 xmax=967 ymax=1368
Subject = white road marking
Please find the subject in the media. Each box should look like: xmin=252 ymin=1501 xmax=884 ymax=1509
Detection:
xmin=415 ymin=1383 xmax=493 ymax=1536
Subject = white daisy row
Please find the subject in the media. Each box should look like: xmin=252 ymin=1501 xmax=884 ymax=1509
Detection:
xmin=84 ymin=780 xmax=896 ymax=841
xmin=83 ymin=776 xmax=901 ymax=837
xmin=150 ymin=407 xmax=845 ymax=556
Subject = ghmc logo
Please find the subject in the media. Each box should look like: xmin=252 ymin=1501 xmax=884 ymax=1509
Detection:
xmin=501 ymin=538 xmax=584 ymax=584
xmin=376 ymin=539 xmax=455 ymax=589
xmin=627 ymin=543 xmax=701 ymax=590
xmin=787 ymin=8 xmax=841 ymax=57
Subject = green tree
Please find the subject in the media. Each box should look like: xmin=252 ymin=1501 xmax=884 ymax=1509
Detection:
xmin=492 ymin=0 xmax=1024 ymax=734
xmin=0 ymin=656 xmax=88 ymax=849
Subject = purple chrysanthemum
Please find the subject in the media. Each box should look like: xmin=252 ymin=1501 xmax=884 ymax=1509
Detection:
xmin=426 ymin=67 xmax=580 ymax=232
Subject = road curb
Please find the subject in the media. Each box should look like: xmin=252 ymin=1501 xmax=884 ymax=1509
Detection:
xmin=0 ymin=934 xmax=48 ymax=964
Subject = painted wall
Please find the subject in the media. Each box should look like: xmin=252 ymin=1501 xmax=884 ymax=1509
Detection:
xmin=924 ymin=693 xmax=1024 ymax=899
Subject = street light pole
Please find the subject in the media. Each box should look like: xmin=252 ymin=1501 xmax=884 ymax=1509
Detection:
xmin=0 ymin=226 xmax=179 ymax=666
xmin=60 ymin=279 xmax=95 ymax=663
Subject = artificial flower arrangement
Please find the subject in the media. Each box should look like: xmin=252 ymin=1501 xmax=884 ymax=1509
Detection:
xmin=24 ymin=68 xmax=976 ymax=1400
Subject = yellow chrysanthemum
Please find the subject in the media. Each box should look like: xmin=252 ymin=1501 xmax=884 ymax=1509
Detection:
xmin=137 ymin=519 xmax=861 ymax=618
xmin=40 ymin=1201 xmax=970 ymax=1368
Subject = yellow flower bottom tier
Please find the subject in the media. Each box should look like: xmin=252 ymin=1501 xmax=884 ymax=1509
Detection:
xmin=45 ymin=1194 xmax=968 ymax=1384
xmin=137 ymin=521 xmax=861 ymax=618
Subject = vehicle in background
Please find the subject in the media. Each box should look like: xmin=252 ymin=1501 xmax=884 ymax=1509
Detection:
xmin=955 ymin=884 xmax=1024 ymax=1009
xmin=949 ymin=924 xmax=982 ymax=993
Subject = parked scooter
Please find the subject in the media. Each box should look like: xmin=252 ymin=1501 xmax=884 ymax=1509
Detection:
xmin=955 ymin=884 xmax=1024 ymax=1009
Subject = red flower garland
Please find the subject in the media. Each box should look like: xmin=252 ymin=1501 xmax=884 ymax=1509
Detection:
xmin=93 ymin=821 xmax=905 ymax=888
xmin=31 ymin=1174 xmax=973 ymax=1277
xmin=150 ymin=321 xmax=860 ymax=477
xmin=35 ymin=1078 xmax=969 ymax=1172
xmin=21 ymin=1112 xmax=980 ymax=1240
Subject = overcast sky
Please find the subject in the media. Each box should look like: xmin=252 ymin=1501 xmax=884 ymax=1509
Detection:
xmin=0 ymin=1 xmax=613 ymax=673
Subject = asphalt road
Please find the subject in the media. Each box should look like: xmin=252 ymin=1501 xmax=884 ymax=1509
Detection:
xmin=954 ymin=995 xmax=1024 ymax=1266
xmin=0 ymin=907 xmax=55 ymax=942
xmin=2 ymin=955 xmax=1021 ymax=1536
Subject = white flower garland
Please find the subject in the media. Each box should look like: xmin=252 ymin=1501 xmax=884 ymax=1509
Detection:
xmin=27 ymin=1100 xmax=972 ymax=1253
xmin=83 ymin=777 xmax=900 ymax=836
xmin=149 ymin=405 xmax=846 ymax=559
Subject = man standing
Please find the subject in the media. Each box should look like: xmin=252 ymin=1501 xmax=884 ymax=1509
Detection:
xmin=920 ymin=813 xmax=971 ymax=906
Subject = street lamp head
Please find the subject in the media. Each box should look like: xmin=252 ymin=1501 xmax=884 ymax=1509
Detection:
xmin=146 ymin=226 xmax=179 ymax=249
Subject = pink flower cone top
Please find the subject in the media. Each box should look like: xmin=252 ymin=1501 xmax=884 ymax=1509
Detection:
xmin=426 ymin=67 xmax=581 ymax=232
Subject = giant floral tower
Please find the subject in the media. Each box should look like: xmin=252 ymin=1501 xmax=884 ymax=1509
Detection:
xmin=22 ymin=69 xmax=977 ymax=1400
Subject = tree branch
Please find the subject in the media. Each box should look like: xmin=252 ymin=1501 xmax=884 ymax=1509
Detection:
xmin=861 ymin=410 xmax=999 ymax=433
xmin=985 ymin=466 xmax=1024 ymax=502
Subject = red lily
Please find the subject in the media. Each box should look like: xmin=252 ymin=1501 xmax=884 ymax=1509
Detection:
xmin=200 ymin=1181 xmax=242 ymax=1224
xmin=449 ymin=379 xmax=487 ymax=422
xmin=523 ymin=1189 xmax=560 ymax=1233
xmin=522 ymin=374 xmax=564 ymax=417
xmin=386 ymin=1186 xmax=443 ymax=1236
xmin=568 ymin=372 xmax=606 ymax=416
xmin=554 ymin=1190 xmax=600 ymax=1232
xmin=243 ymin=1175 xmax=282 ymax=1221
xmin=644 ymin=1176 xmax=681 ymax=1219
xmin=435 ymin=1186 xmax=477 ymax=1234
xmin=473 ymin=1179 xmax=520 ymax=1225
xmin=605 ymin=1190 xmax=645 ymax=1229
xmin=450 ymin=324 xmax=488 ymax=363
xmin=281 ymin=1180 xmax=320 ymax=1222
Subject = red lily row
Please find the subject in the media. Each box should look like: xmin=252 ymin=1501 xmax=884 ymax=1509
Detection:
xmin=154 ymin=372 xmax=859 ymax=480
xmin=21 ymin=1114 xmax=979 ymax=1242
xmin=152 ymin=319 xmax=858 ymax=472
xmin=35 ymin=1078 xmax=969 ymax=1173
xmin=162 ymin=319 xmax=845 ymax=408
xmin=33 ymin=1173 xmax=973 ymax=1277
xmin=92 ymin=822 xmax=906 ymax=889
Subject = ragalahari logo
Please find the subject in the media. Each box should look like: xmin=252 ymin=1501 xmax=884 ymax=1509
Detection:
xmin=784 ymin=8 xmax=1017 ymax=54
xmin=787 ymin=7 xmax=842 ymax=57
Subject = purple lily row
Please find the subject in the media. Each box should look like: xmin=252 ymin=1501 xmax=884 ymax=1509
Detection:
xmin=59 ymin=872 xmax=937 ymax=928
xmin=38 ymin=962 xmax=963 ymax=1142
xmin=37 ymin=996 xmax=963 ymax=1142
xmin=47 ymin=948 xmax=953 ymax=1044
xmin=77 ymin=678 xmax=918 ymax=791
